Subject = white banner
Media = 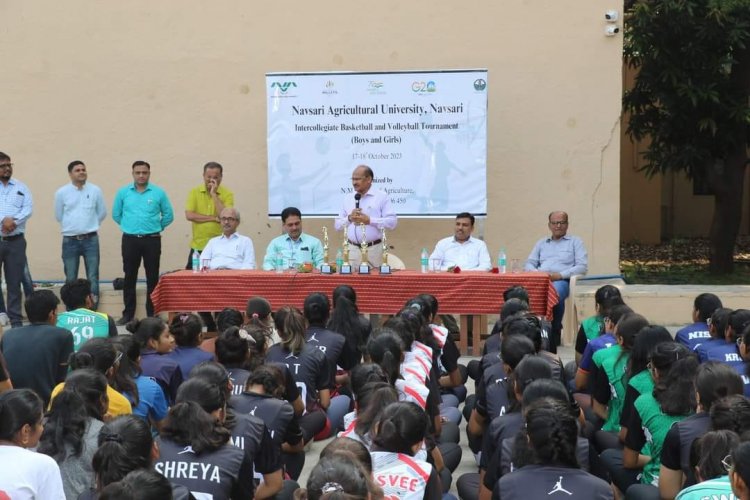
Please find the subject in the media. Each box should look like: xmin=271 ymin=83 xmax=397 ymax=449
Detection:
xmin=266 ymin=70 xmax=488 ymax=217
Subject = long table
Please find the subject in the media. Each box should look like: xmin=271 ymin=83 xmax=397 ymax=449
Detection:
xmin=151 ymin=270 xmax=558 ymax=355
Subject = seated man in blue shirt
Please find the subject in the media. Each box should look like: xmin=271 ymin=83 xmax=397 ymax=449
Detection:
xmin=525 ymin=211 xmax=588 ymax=353
xmin=262 ymin=206 xmax=324 ymax=270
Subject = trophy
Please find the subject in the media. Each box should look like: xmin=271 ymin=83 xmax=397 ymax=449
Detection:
xmin=320 ymin=226 xmax=333 ymax=274
xmin=340 ymin=222 xmax=352 ymax=274
xmin=358 ymin=223 xmax=371 ymax=274
xmin=379 ymin=227 xmax=391 ymax=274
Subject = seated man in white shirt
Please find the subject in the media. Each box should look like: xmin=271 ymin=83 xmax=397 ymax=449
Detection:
xmin=199 ymin=207 xmax=255 ymax=270
xmin=429 ymin=212 xmax=491 ymax=271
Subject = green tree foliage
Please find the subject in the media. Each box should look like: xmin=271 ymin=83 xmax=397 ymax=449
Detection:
xmin=624 ymin=0 xmax=750 ymax=273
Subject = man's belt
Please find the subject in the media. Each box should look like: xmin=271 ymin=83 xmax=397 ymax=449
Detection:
xmin=65 ymin=231 xmax=98 ymax=240
xmin=123 ymin=232 xmax=161 ymax=238
xmin=348 ymin=239 xmax=382 ymax=246
xmin=0 ymin=233 xmax=23 ymax=242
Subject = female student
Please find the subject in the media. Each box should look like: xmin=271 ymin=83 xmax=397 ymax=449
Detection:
xmin=168 ymin=312 xmax=213 ymax=378
xmin=327 ymin=284 xmax=371 ymax=364
xmin=39 ymin=369 xmax=107 ymax=499
xmin=266 ymin=306 xmax=330 ymax=441
xmin=127 ymin=317 xmax=183 ymax=404
xmin=495 ymin=398 xmax=613 ymax=499
xmin=0 ymin=389 xmax=65 ymax=499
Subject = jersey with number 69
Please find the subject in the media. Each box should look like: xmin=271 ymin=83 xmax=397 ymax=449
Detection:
xmin=57 ymin=307 xmax=117 ymax=351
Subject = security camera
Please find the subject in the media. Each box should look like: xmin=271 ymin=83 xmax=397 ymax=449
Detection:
xmin=605 ymin=25 xmax=620 ymax=36
xmin=605 ymin=10 xmax=619 ymax=22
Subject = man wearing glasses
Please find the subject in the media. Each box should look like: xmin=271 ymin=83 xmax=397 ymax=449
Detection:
xmin=199 ymin=207 xmax=255 ymax=270
xmin=525 ymin=211 xmax=588 ymax=353
xmin=0 ymin=152 xmax=33 ymax=328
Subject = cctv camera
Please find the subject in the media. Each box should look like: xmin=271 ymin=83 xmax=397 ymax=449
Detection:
xmin=605 ymin=10 xmax=619 ymax=22
xmin=605 ymin=25 xmax=620 ymax=36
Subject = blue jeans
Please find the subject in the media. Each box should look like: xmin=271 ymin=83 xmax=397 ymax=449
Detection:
xmin=62 ymin=235 xmax=100 ymax=306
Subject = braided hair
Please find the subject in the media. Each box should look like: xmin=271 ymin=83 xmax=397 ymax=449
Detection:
xmin=524 ymin=398 xmax=579 ymax=468
xmin=92 ymin=415 xmax=153 ymax=490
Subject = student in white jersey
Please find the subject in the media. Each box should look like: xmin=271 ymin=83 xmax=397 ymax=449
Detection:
xmin=0 ymin=389 xmax=65 ymax=500
xmin=495 ymin=398 xmax=613 ymax=500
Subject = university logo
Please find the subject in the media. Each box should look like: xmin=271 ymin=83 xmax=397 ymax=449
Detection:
xmin=271 ymin=81 xmax=297 ymax=93
xmin=474 ymin=78 xmax=487 ymax=91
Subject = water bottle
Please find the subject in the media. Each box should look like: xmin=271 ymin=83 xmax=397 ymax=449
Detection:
xmin=498 ymin=247 xmax=507 ymax=273
xmin=275 ymin=252 xmax=284 ymax=274
xmin=335 ymin=248 xmax=343 ymax=269
xmin=191 ymin=250 xmax=200 ymax=273
xmin=420 ymin=248 xmax=429 ymax=273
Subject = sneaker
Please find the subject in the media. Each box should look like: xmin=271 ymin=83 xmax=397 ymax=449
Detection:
xmin=115 ymin=316 xmax=132 ymax=326
xmin=0 ymin=313 xmax=9 ymax=327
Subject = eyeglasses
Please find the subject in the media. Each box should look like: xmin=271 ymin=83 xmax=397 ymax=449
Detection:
xmin=549 ymin=221 xmax=568 ymax=226
xmin=220 ymin=217 xmax=238 ymax=222
xmin=112 ymin=351 xmax=123 ymax=367
xmin=647 ymin=361 xmax=655 ymax=373
xmin=0 ymin=163 xmax=12 ymax=169
xmin=722 ymin=454 xmax=734 ymax=474
xmin=737 ymin=336 xmax=745 ymax=346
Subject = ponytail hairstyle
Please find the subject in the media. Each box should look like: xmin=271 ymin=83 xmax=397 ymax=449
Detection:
xmin=298 ymin=455 xmax=371 ymax=500
xmin=613 ymin=312 xmax=649 ymax=371
xmin=244 ymin=296 xmax=274 ymax=337
xmin=349 ymin=363 xmax=388 ymax=400
xmin=304 ymin=292 xmax=331 ymax=327
xmin=216 ymin=325 xmax=266 ymax=370
xmin=328 ymin=285 xmax=368 ymax=353
xmin=71 ymin=337 xmax=119 ymax=375
xmin=695 ymin=361 xmax=744 ymax=412
xmin=371 ymin=402 xmax=428 ymax=454
xmin=274 ymin=306 xmax=307 ymax=355
xmin=0 ymin=389 xmax=43 ymax=444
xmin=108 ymin=335 xmax=138 ymax=406
xmin=400 ymin=299 xmax=439 ymax=352
xmin=709 ymin=307 xmax=733 ymax=340
xmin=651 ymin=342 xmax=698 ymax=415
xmin=726 ymin=309 xmax=750 ymax=343
xmin=366 ymin=329 xmax=404 ymax=384
xmin=513 ymin=355 xmax=553 ymax=396
xmin=524 ymin=397 xmax=579 ymax=468
xmin=216 ymin=307 xmax=244 ymax=332
xmin=382 ymin=315 xmax=416 ymax=351
xmin=354 ymin=381 xmax=399 ymax=437
xmin=321 ymin=437 xmax=374 ymax=475
xmin=245 ymin=364 xmax=286 ymax=399
xmin=99 ymin=469 xmax=173 ymax=500
xmin=39 ymin=369 xmax=108 ymax=461
xmin=92 ymin=415 xmax=153 ymax=489
xmin=627 ymin=325 xmax=673 ymax=378
xmin=161 ymin=377 xmax=230 ymax=453
xmin=710 ymin=395 xmax=750 ymax=434
xmin=417 ymin=294 xmax=439 ymax=322
xmin=594 ymin=285 xmax=622 ymax=313
xmin=169 ymin=312 xmax=204 ymax=347
xmin=500 ymin=335 xmax=536 ymax=371
xmin=126 ymin=317 xmax=168 ymax=350
xmin=503 ymin=313 xmax=543 ymax=353
xmin=689 ymin=430 xmax=739 ymax=482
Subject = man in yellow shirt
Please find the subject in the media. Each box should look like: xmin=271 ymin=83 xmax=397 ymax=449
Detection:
xmin=185 ymin=161 xmax=234 ymax=330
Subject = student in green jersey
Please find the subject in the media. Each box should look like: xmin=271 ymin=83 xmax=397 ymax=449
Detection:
xmin=57 ymin=279 xmax=117 ymax=352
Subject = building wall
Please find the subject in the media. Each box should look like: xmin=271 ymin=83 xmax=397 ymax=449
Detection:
xmin=1 ymin=0 xmax=623 ymax=284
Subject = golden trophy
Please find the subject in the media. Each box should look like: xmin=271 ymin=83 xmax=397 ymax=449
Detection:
xmin=341 ymin=222 xmax=352 ymax=274
xmin=379 ymin=227 xmax=391 ymax=274
xmin=358 ymin=223 xmax=371 ymax=274
xmin=320 ymin=226 xmax=333 ymax=274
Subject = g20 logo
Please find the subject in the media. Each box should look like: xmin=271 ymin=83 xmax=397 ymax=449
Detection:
xmin=411 ymin=81 xmax=436 ymax=93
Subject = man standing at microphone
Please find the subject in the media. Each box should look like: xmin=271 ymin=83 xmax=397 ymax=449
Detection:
xmin=335 ymin=165 xmax=397 ymax=267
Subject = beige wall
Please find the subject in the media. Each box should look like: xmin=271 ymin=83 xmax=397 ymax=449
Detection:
xmin=1 ymin=1 xmax=623 ymax=283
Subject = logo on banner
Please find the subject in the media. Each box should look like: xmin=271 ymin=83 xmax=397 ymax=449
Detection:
xmin=474 ymin=78 xmax=487 ymax=91
xmin=412 ymin=80 xmax=436 ymax=93
xmin=270 ymin=81 xmax=298 ymax=95
xmin=368 ymin=80 xmax=385 ymax=95
xmin=322 ymin=80 xmax=338 ymax=95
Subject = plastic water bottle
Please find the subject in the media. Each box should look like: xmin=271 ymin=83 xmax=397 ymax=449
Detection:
xmin=498 ymin=247 xmax=507 ymax=273
xmin=335 ymin=249 xmax=343 ymax=269
xmin=420 ymin=248 xmax=429 ymax=273
xmin=191 ymin=250 xmax=200 ymax=273
xmin=275 ymin=252 xmax=284 ymax=274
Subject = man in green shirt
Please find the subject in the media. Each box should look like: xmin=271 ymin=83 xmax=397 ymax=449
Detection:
xmin=56 ymin=278 xmax=117 ymax=351
xmin=262 ymin=207 xmax=324 ymax=270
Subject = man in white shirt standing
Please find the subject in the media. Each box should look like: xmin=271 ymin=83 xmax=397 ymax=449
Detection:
xmin=200 ymin=207 xmax=255 ymax=270
xmin=54 ymin=161 xmax=107 ymax=309
xmin=429 ymin=212 xmax=491 ymax=271
xmin=335 ymin=164 xmax=397 ymax=266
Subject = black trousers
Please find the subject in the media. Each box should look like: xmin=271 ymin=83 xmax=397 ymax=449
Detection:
xmin=121 ymin=234 xmax=161 ymax=318
xmin=0 ymin=236 xmax=27 ymax=326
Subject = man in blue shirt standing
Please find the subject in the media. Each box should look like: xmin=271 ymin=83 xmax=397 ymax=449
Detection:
xmin=0 ymin=152 xmax=33 ymax=328
xmin=54 ymin=160 xmax=107 ymax=309
xmin=112 ymin=161 xmax=174 ymax=323
xmin=525 ymin=211 xmax=588 ymax=353
xmin=262 ymin=207 xmax=324 ymax=270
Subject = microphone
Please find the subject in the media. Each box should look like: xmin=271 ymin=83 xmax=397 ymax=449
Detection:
xmin=354 ymin=193 xmax=361 ymax=209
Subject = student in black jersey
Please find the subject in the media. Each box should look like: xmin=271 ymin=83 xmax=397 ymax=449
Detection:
xmin=266 ymin=306 xmax=331 ymax=441
xmin=495 ymin=398 xmax=613 ymax=500
xmin=303 ymin=292 xmax=353 ymax=434
xmin=84 ymin=414 xmax=192 ymax=500
xmin=98 ymin=468 xmax=173 ymax=500
xmin=232 ymin=364 xmax=305 ymax=480
xmin=154 ymin=378 xmax=260 ymax=499
xmin=327 ymin=284 xmax=371 ymax=365
xmin=658 ymin=361 xmax=744 ymax=499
